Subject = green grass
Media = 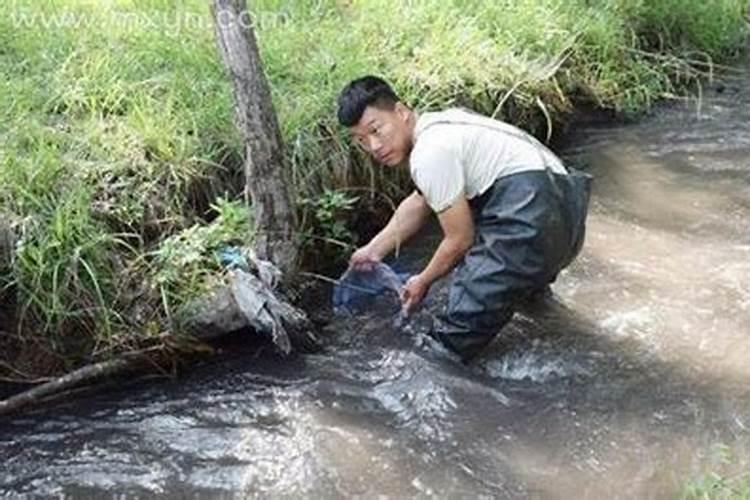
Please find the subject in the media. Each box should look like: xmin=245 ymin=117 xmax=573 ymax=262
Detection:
xmin=683 ymin=472 xmax=750 ymax=500
xmin=682 ymin=444 xmax=750 ymax=500
xmin=0 ymin=0 xmax=748 ymax=374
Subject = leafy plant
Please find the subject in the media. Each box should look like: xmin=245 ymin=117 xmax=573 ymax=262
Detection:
xmin=148 ymin=198 xmax=251 ymax=313
xmin=300 ymin=189 xmax=359 ymax=245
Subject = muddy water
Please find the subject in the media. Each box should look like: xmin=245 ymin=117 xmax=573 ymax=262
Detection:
xmin=2 ymin=70 xmax=750 ymax=498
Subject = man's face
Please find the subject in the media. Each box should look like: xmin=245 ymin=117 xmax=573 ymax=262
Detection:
xmin=348 ymin=103 xmax=412 ymax=166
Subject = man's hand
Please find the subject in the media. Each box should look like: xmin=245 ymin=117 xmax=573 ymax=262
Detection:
xmin=349 ymin=244 xmax=381 ymax=271
xmin=348 ymin=191 xmax=430 ymax=272
xmin=399 ymin=197 xmax=474 ymax=316
xmin=401 ymin=274 xmax=430 ymax=315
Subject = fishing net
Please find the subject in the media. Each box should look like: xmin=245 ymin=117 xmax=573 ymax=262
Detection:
xmin=332 ymin=262 xmax=409 ymax=317
xmin=331 ymin=262 xmax=448 ymax=357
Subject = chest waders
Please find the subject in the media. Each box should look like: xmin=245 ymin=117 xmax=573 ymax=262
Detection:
xmin=416 ymin=119 xmax=592 ymax=360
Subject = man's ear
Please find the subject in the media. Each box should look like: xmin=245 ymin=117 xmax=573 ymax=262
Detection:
xmin=395 ymin=102 xmax=411 ymax=122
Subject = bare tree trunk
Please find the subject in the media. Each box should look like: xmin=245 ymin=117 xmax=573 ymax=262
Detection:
xmin=0 ymin=218 xmax=16 ymax=331
xmin=0 ymin=218 xmax=13 ymax=272
xmin=211 ymin=0 xmax=298 ymax=276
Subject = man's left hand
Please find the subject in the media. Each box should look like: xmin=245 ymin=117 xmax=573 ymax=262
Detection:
xmin=401 ymin=274 xmax=430 ymax=315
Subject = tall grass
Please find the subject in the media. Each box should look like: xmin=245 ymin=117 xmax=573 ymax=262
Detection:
xmin=0 ymin=0 xmax=748 ymax=375
xmin=1 ymin=0 xmax=244 ymax=370
xmin=250 ymin=0 xmax=749 ymax=205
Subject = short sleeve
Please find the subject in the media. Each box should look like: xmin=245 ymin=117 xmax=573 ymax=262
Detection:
xmin=410 ymin=134 xmax=464 ymax=213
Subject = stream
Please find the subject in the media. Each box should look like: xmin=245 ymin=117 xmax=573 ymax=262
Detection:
xmin=2 ymin=64 xmax=750 ymax=498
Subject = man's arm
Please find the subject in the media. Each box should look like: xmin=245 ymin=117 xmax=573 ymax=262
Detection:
xmin=401 ymin=197 xmax=475 ymax=311
xmin=351 ymin=190 xmax=431 ymax=267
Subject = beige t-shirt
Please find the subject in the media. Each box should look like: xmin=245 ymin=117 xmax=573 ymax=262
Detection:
xmin=410 ymin=108 xmax=568 ymax=212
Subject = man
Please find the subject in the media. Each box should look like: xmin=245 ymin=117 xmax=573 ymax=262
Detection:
xmin=337 ymin=75 xmax=591 ymax=361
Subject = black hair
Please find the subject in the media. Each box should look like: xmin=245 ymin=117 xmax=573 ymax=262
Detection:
xmin=336 ymin=75 xmax=400 ymax=127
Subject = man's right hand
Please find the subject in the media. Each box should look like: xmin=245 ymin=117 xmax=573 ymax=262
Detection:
xmin=349 ymin=244 xmax=381 ymax=271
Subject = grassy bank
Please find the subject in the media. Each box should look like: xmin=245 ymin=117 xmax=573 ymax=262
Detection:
xmin=1 ymin=0 xmax=748 ymax=377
